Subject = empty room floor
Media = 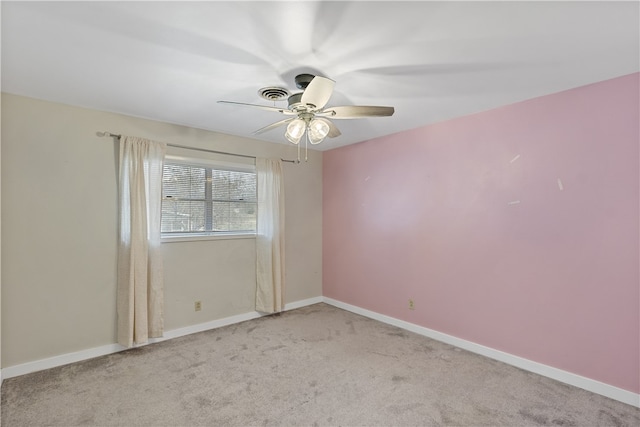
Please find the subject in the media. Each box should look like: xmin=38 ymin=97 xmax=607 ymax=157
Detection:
xmin=2 ymin=303 xmax=639 ymax=426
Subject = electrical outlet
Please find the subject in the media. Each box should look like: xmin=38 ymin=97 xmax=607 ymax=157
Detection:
xmin=409 ymin=299 xmax=415 ymax=310
xmin=194 ymin=301 xmax=202 ymax=312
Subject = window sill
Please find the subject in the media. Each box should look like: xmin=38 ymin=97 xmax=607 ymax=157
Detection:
xmin=161 ymin=232 xmax=256 ymax=243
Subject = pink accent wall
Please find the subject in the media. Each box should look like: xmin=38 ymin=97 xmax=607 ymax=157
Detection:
xmin=323 ymin=73 xmax=640 ymax=393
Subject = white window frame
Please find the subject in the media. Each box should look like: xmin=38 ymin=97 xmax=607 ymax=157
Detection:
xmin=161 ymin=155 xmax=257 ymax=243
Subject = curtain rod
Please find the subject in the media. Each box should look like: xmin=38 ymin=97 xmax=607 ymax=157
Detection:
xmin=97 ymin=131 xmax=299 ymax=164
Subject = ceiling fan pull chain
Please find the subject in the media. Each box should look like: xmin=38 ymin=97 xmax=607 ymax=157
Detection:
xmin=305 ymin=131 xmax=309 ymax=162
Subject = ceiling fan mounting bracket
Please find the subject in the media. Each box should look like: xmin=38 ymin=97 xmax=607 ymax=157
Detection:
xmin=294 ymin=73 xmax=315 ymax=90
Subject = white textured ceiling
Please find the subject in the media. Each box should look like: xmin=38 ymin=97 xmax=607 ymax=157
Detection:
xmin=2 ymin=1 xmax=638 ymax=151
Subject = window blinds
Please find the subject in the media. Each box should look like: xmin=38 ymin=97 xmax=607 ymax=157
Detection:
xmin=161 ymin=163 xmax=257 ymax=234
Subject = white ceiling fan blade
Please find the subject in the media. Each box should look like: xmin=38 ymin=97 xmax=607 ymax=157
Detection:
xmin=300 ymin=76 xmax=335 ymax=109
xmin=253 ymin=118 xmax=295 ymax=135
xmin=322 ymin=105 xmax=395 ymax=119
xmin=217 ymin=100 xmax=295 ymax=114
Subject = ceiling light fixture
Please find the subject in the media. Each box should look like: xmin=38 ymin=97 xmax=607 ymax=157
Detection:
xmin=308 ymin=118 xmax=330 ymax=145
xmin=283 ymin=115 xmax=332 ymax=161
xmin=284 ymin=117 xmax=330 ymax=146
xmin=285 ymin=118 xmax=306 ymax=144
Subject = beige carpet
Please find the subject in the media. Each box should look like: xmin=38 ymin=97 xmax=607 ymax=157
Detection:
xmin=2 ymin=303 xmax=639 ymax=426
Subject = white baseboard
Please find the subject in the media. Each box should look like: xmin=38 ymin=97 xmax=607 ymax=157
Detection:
xmin=2 ymin=342 xmax=124 ymax=380
xmin=285 ymin=296 xmax=324 ymax=311
xmin=4 ymin=295 xmax=637 ymax=408
xmin=1 ymin=296 xmax=323 ymax=381
xmin=322 ymin=297 xmax=640 ymax=408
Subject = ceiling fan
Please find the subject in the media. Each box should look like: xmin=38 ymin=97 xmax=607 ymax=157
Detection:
xmin=218 ymin=73 xmax=395 ymax=147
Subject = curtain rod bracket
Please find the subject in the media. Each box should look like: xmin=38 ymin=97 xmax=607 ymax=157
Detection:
xmin=98 ymin=131 xmax=121 ymax=139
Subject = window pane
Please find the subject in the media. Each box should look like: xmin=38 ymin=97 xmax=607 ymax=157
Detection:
xmin=208 ymin=201 xmax=257 ymax=232
xmin=163 ymin=164 xmax=205 ymax=200
xmin=161 ymin=200 xmax=206 ymax=232
xmin=211 ymin=201 xmax=231 ymax=232
xmin=212 ymin=170 xmax=257 ymax=202
xmin=229 ymin=201 xmax=257 ymax=231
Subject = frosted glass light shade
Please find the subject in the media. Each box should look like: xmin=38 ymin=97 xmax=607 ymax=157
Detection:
xmin=308 ymin=119 xmax=330 ymax=145
xmin=285 ymin=119 xmax=306 ymax=144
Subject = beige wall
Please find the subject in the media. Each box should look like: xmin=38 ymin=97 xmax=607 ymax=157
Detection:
xmin=1 ymin=93 xmax=322 ymax=368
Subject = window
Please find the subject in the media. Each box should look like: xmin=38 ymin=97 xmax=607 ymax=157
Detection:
xmin=161 ymin=158 xmax=257 ymax=238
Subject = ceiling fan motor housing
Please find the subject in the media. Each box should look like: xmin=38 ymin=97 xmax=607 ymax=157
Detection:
xmin=288 ymin=92 xmax=305 ymax=110
xmin=294 ymin=73 xmax=315 ymax=89
xmin=287 ymin=74 xmax=318 ymax=111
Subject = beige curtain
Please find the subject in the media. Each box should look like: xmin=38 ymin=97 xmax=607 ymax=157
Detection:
xmin=255 ymin=158 xmax=285 ymax=313
xmin=117 ymin=136 xmax=166 ymax=347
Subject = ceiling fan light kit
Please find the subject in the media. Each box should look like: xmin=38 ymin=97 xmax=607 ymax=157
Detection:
xmin=285 ymin=116 xmax=331 ymax=145
xmin=308 ymin=118 xmax=330 ymax=145
xmin=285 ymin=119 xmax=306 ymax=144
xmin=218 ymin=73 xmax=395 ymax=160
